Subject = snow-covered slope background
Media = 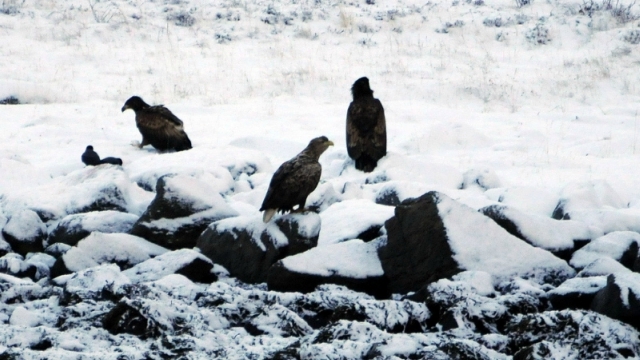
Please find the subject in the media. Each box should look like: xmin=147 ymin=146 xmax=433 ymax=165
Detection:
xmin=2 ymin=0 xmax=640 ymax=358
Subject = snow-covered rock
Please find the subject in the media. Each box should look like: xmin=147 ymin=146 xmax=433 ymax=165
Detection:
xmin=197 ymin=214 xmax=317 ymax=283
xmin=547 ymin=276 xmax=607 ymax=310
xmin=560 ymin=208 xmax=640 ymax=234
xmin=130 ymin=174 xmax=239 ymax=249
xmin=63 ymin=263 xmax=131 ymax=303
xmin=1 ymin=166 xmax=149 ymax=221
xmin=484 ymin=186 xmax=559 ymax=217
xmin=481 ymin=204 xmax=600 ymax=259
xmin=318 ymin=199 xmax=393 ymax=245
xmin=47 ymin=210 xmax=138 ymax=247
xmin=552 ymin=180 xmax=626 ymax=220
xmin=507 ymin=310 xmax=639 ymax=358
xmin=1 ymin=209 xmax=46 ymax=255
xmin=267 ymin=239 xmax=388 ymax=298
xmin=570 ymin=231 xmax=640 ymax=270
xmin=274 ymin=213 xmax=321 ymax=255
xmin=123 ymin=249 xmax=217 ymax=284
xmin=379 ymin=192 xmax=575 ymax=294
xmin=461 ymin=168 xmax=501 ymax=191
xmin=51 ymin=232 xmax=168 ymax=277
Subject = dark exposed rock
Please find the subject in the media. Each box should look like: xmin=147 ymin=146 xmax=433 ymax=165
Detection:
xmin=1 ymin=209 xmax=46 ymax=256
xmin=620 ymin=241 xmax=639 ymax=269
xmin=591 ymin=273 xmax=640 ymax=329
xmin=0 ymin=96 xmax=19 ymax=105
xmin=378 ymin=192 xmax=460 ymax=294
xmin=197 ymin=214 xmax=319 ymax=284
xmin=48 ymin=211 xmax=138 ymax=246
xmin=130 ymin=175 xmax=238 ymax=249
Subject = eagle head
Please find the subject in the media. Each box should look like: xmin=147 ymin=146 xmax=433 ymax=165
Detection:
xmin=305 ymin=136 xmax=334 ymax=160
xmin=121 ymin=96 xmax=149 ymax=112
xmin=351 ymin=77 xmax=373 ymax=99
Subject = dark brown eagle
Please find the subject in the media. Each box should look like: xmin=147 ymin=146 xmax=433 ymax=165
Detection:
xmin=260 ymin=136 xmax=334 ymax=223
xmin=346 ymin=77 xmax=387 ymax=172
xmin=121 ymin=96 xmax=192 ymax=152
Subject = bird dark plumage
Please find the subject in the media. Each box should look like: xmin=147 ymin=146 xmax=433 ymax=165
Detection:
xmin=260 ymin=136 xmax=334 ymax=223
xmin=346 ymin=77 xmax=387 ymax=172
xmin=99 ymin=157 xmax=123 ymax=166
xmin=81 ymin=145 xmax=101 ymax=166
xmin=121 ymin=96 xmax=192 ymax=152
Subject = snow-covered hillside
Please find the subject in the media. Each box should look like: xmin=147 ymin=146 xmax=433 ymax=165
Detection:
xmin=1 ymin=0 xmax=640 ymax=358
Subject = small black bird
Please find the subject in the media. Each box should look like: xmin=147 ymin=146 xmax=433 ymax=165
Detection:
xmin=81 ymin=146 xmax=101 ymax=166
xmin=121 ymin=96 xmax=192 ymax=152
xmin=346 ymin=77 xmax=387 ymax=172
xmin=99 ymin=157 xmax=123 ymax=166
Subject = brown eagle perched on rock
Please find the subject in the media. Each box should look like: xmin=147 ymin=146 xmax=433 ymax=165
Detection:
xmin=346 ymin=77 xmax=387 ymax=172
xmin=260 ymin=136 xmax=334 ymax=223
xmin=121 ymin=96 xmax=192 ymax=152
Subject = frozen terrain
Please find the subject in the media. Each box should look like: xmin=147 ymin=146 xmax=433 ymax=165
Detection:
xmin=1 ymin=0 xmax=640 ymax=358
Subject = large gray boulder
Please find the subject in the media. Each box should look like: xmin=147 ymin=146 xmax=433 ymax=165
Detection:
xmin=130 ymin=175 xmax=238 ymax=249
xmin=378 ymin=191 xmax=575 ymax=294
xmin=197 ymin=213 xmax=320 ymax=284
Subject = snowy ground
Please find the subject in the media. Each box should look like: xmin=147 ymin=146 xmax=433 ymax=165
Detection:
xmin=2 ymin=0 xmax=640 ymax=358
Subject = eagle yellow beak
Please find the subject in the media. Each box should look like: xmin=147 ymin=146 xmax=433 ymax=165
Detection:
xmin=326 ymin=140 xmax=334 ymax=146
xmin=121 ymin=105 xmax=130 ymax=112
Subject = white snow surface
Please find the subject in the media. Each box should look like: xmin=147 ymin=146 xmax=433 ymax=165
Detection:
xmin=281 ymin=238 xmax=384 ymax=278
xmin=437 ymin=193 xmax=576 ymax=283
xmin=61 ymin=232 xmax=169 ymax=273
xmin=1 ymin=0 xmax=640 ymax=357
xmin=570 ymin=231 xmax=640 ymax=270
xmin=318 ymin=199 xmax=394 ymax=246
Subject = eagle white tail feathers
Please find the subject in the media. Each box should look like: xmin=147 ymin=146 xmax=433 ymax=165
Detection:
xmin=263 ymin=209 xmax=276 ymax=223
